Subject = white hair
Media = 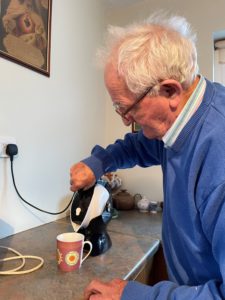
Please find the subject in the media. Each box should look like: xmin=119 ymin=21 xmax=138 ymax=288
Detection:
xmin=97 ymin=12 xmax=199 ymax=95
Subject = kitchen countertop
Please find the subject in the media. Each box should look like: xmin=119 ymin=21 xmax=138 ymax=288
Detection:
xmin=0 ymin=210 xmax=162 ymax=300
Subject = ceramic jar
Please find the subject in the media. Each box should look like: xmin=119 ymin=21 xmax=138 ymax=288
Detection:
xmin=149 ymin=200 xmax=158 ymax=213
xmin=136 ymin=196 xmax=151 ymax=213
xmin=113 ymin=189 xmax=134 ymax=210
xmin=133 ymin=193 xmax=142 ymax=208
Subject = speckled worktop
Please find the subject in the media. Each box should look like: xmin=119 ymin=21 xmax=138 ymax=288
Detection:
xmin=0 ymin=210 xmax=162 ymax=300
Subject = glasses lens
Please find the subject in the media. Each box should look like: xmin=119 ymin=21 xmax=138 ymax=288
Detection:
xmin=113 ymin=103 xmax=124 ymax=115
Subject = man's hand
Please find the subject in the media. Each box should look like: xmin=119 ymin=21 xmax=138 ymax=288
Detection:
xmin=70 ymin=162 xmax=96 ymax=192
xmin=84 ymin=278 xmax=128 ymax=300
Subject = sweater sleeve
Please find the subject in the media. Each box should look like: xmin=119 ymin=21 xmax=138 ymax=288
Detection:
xmin=122 ymin=182 xmax=225 ymax=300
xmin=82 ymin=131 xmax=163 ymax=180
xmin=122 ymin=279 xmax=223 ymax=300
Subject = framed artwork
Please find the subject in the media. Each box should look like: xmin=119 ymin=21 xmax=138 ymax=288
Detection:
xmin=0 ymin=0 xmax=52 ymax=76
xmin=132 ymin=122 xmax=141 ymax=133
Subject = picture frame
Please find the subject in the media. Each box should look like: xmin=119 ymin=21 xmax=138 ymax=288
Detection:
xmin=0 ymin=0 xmax=52 ymax=76
xmin=132 ymin=122 xmax=141 ymax=133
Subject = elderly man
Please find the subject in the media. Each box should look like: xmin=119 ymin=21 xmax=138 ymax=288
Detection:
xmin=70 ymin=12 xmax=225 ymax=300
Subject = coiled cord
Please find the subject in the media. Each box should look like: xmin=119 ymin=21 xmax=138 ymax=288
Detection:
xmin=0 ymin=246 xmax=44 ymax=275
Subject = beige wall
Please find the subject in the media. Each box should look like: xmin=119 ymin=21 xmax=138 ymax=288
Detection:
xmin=0 ymin=0 xmax=107 ymax=238
xmin=104 ymin=0 xmax=225 ymax=201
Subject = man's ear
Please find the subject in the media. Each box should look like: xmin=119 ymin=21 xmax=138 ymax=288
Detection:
xmin=159 ymin=79 xmax=182 ymax=98
xmin=159 ymin=79 xmax=183 ymax=110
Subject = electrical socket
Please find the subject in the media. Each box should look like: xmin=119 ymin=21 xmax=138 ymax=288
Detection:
xmin=0 ymin=136 xmax=17 ymax=158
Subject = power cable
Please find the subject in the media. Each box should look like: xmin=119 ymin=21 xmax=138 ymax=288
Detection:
xmin=6 ymin=144 xmax=74 ymax=215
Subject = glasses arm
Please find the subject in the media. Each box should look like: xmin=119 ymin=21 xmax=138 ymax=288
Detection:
xmin=122 ymin=86 xmax=154 ymax=117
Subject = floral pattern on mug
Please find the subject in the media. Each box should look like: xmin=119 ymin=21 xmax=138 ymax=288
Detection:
xmin=57 ymin=248 xmax=63 ymax=265
xmin=65 ymin=251 xmax=79 ymax=266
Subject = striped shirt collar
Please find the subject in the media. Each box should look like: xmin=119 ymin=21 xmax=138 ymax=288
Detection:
xmin=162 ymin=75 xmax=206 ymax=148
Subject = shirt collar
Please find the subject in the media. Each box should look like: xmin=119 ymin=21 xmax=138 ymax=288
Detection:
xmin=162 ymin=75 xmax=206 ymax=148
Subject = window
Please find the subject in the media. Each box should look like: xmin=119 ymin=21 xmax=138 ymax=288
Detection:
xmin=214 ymin=39 xmax=225 ymax=85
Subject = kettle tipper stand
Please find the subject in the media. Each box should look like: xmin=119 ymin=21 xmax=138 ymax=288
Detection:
xmin=70 ymin=181 xmax=112 ymax=256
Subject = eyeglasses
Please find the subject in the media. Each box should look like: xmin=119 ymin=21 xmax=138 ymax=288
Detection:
xmin=113 ymin=85 xmax=154 ymax=121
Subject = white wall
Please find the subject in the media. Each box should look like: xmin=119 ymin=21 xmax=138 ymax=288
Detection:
xmin=104 ymin=0 xmax=225 ymax=201
xmin=1 ymin=0 xmax=225 ymax=239
xmin=0 ymin=0 xmax=107 ymax=238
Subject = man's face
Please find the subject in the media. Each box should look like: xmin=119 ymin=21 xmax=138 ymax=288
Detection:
xmin=104 ymin=63 xmax=176 ymax=140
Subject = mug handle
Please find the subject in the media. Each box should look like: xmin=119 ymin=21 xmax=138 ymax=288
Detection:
xmin=81 ymin=241 xmax=92 ymax=264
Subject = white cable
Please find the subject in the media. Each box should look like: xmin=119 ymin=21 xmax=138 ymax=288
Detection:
xmin=0 ymin=245 xmax=44 ymax=275
xmin=0 ymin=246 xmax=25 ymax=272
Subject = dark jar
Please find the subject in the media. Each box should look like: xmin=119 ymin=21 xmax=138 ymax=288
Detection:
xmin=113 ymin=189 xmax=134 ymax=210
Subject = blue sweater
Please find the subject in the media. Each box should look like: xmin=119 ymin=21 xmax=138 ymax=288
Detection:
xmin=83 ymin=79 xmax=225 ymax=299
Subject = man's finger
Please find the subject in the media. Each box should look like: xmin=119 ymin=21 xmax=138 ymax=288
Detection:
xmin=84 ymin=279 xmax=107 ymax=300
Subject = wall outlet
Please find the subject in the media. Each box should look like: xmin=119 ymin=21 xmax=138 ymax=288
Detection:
xmin=0 ymin=136 xmax=17 ymax=158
